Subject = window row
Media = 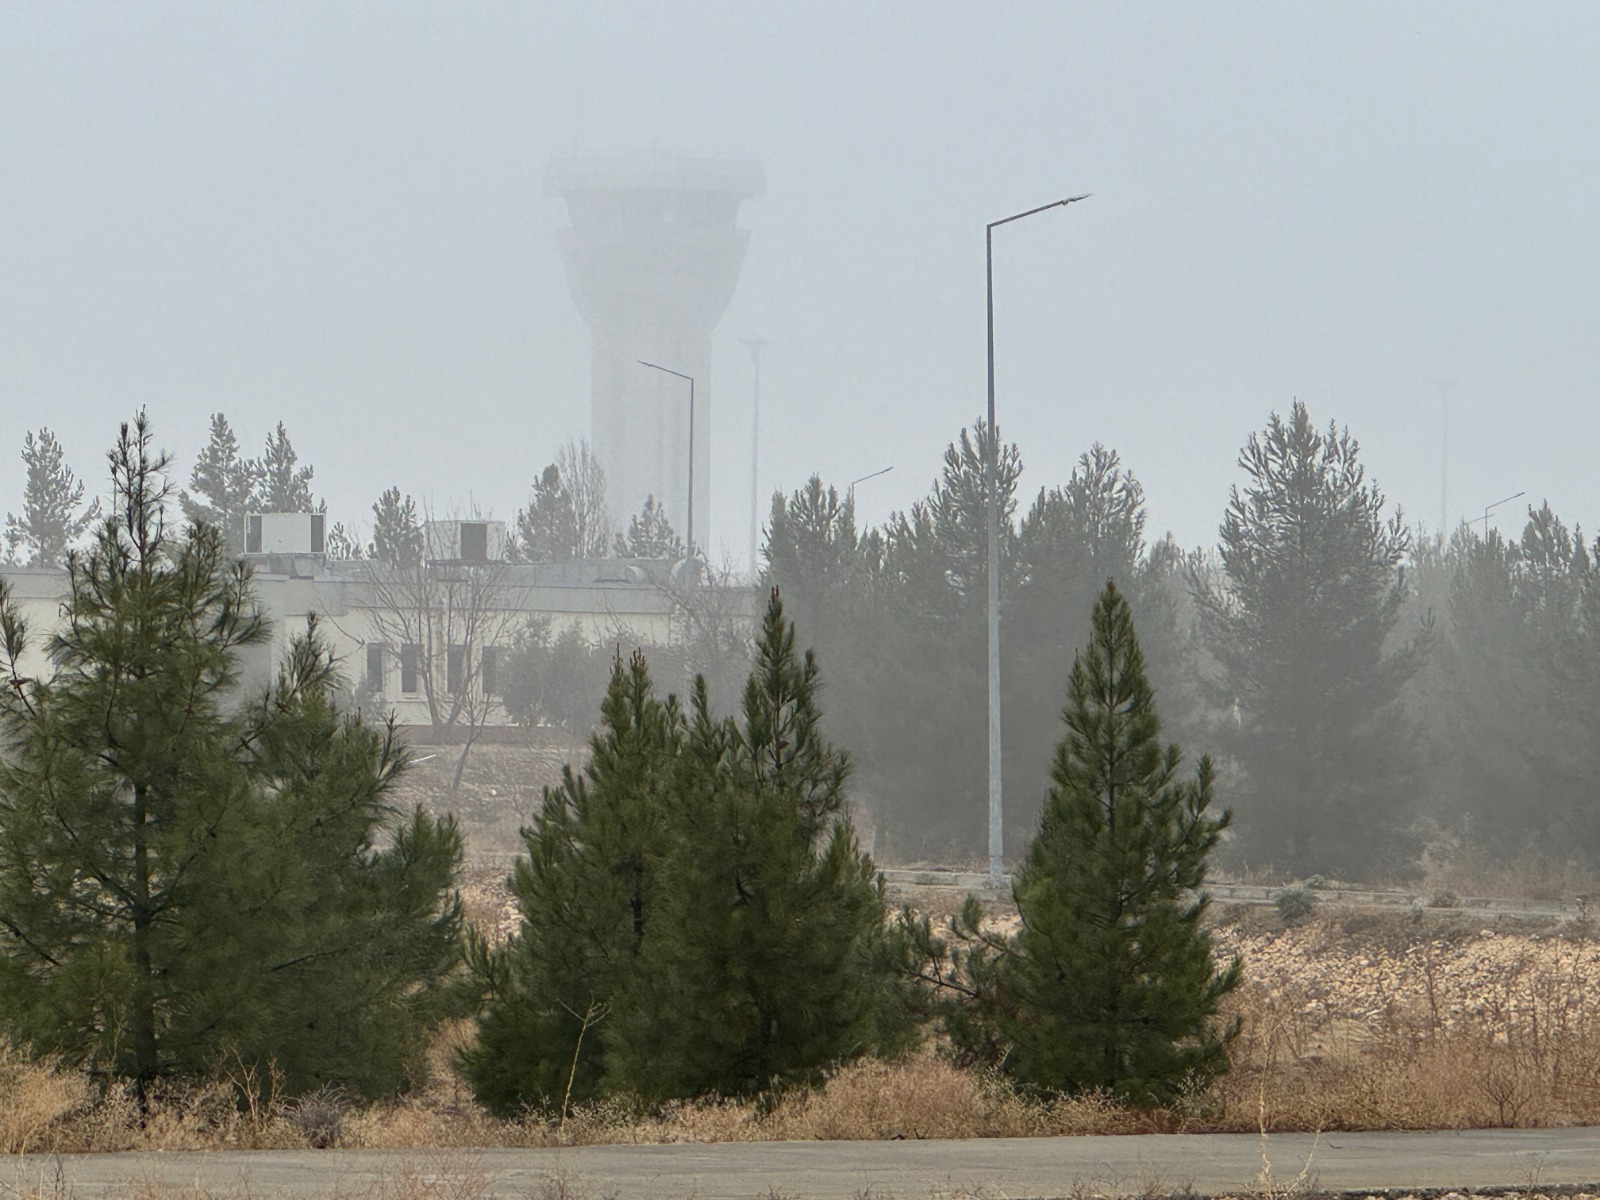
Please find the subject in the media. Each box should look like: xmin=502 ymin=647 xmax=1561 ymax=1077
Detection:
xmin=364 ymin=643 xmax=499 ymax=697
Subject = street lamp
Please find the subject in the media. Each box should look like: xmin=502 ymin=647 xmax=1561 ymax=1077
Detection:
xmin=1477 ymin=490 xmax=1526 ymax=537
xmin=744 ymin=338 xmax=768 ymax=577
xmin=986 ymin=192 xmax=1089 ymax=888
xmin=848 ymin=465 xmax=893 ymax=508
xmin=637 ymin=360 xmax=696 ymax=556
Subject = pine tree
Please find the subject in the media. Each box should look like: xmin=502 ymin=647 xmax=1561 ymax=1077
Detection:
xmin=3 ymin=428 xmax=101 ymax=567
xmin=180 ymin=413 xmax=257 ymax=554
xmin=760 ymin=475 xmax=870 ymax=641
xmin=0 ymin=414 xmax=463 ymax=1104
xmin=865 ymin=418 xmax=1021 ymax=855
xmin=1006 ymin=446 xmax=1196 ymax=841
xmin=1427 ymin=506 xmax=1600 ymax=864
xmin=324 ymin=521 xmax=364 ymax=559
xmin=369 ymin=486 xmax=423 ymax=569
xmin=252 ymin=422 xmax=319 ymax=513
xmin=615 ymin=496 xmax=684 ymax=559
xmin=513 ymin=463 xmax=579 ymax=562
xmin=607 ymin=590 xmax=908 ymax=1100
xmin=995 ymin=580 xmax=1239 ymax=1105
xmin=1192 ymin=401 xmax=1422 ymax=876
xmin=460 ymin=652 xmax=683 ymax=1115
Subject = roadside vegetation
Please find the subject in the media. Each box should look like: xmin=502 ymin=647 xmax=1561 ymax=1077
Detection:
xmin=3 ymin=412 xmax=1600 ymax=1158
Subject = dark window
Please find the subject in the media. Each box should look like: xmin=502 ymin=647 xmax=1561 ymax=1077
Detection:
xmin=459 ymin=521 xmax=488 ymax=562
xmin=400 ymin=644 xmax=420 ymax=694
xmin=481 ymin=645 xmax=498 ymax=696
xmin=447 ymin=645 xmax=466 ymax=693
xmin=310 ymin=513 xmax=326 ymax=554
xmin=246 ymin=514 xmax=263 ymax=554
xmin=365 ymin=645 xmax=384 ymax=693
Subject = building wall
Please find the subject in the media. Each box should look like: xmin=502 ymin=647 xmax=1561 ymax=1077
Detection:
xmin=0 ymin=557 xmax=712 ymax=739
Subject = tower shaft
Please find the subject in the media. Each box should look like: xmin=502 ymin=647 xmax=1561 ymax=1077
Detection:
xmin=547 ymin=152 xmax=764 ymax=553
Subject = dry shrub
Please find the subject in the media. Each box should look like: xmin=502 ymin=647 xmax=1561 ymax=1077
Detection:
xmin=0 ymin=1043 xmax=90 ymax=1153
xmin=1418 ymin=841 xmax=1599 ymax=905
xmin=5 ymin=909 xmax=1600 ymax=1154
xmin=1208 ymin=912 xmax=1600 ymax=1131
xmin=758 ymin=1055 xmax=1140 ymax=1141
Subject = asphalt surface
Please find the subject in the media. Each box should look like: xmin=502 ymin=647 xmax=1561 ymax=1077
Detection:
xmin=11 ymin=1128 xmax=1600 ymax=1198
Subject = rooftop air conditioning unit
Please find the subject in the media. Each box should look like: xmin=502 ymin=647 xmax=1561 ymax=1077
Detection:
xmin=245 ymin=512 xmax=325 ymax=556
xmin=425 ymin=520 xmax=505 ymax=564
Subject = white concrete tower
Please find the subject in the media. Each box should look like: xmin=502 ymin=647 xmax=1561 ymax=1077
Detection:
xmin=546 ymin=151 xmax=764 ymax=554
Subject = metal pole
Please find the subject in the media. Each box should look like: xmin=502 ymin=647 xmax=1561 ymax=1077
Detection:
xmin=637 ymin=360 xmax=696 ymax=556
xmin=985 ymin=193 xmax=1089 ymax=888
xmin=985 ymin=223 xmax=1002 ymax=888
xmin=687 ymin=377 xmax=696 ymax=557
xmin=1477 ymin=490 xmax=1525 ymax=537
xmin=744 ymin=338 xmax=767 ymax=577
xmin=847 ymin=465 xmax=894 ymax=510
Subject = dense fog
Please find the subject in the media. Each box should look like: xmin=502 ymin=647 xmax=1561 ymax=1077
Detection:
xmin=4 ymin=6 xmax=1598 ymax=883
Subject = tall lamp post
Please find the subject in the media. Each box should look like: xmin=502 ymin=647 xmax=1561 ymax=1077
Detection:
xmin=848 ymin=465 xmax=893 ymax=508
xmin=986 ymin=193 xmax=1089 ymax=888
xmin=1477 ymin=490 xmax=1526 ymax=536
xmin=637 ymin=360 xmax=696 ymax=556
xmin=744 ymin=338 xmax=767 ymax=578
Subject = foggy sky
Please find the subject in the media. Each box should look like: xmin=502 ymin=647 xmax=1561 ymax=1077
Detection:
xmin=3 ymin=3 xmax=1597 ymax=566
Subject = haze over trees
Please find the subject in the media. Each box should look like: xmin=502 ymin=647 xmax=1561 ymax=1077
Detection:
xmin=9 ymin=402 xmax=1600 ymax=880
xmin=762 ymin=422 xmax=1192 ymax=862
xmin=1416 ymin=507 xmax=1600 ymax=865
xmin=617 ymin=495 xmax=685 ymax=559
xmin=513 ymin=441 xmax=615 ymax=563
xmin=1191 ymin=401 xmax=1424 ymax=877
xmin=4 ymin=428 xmax=101 ymax=567
xmin=180 ymin=413 xmax=257 ymax=555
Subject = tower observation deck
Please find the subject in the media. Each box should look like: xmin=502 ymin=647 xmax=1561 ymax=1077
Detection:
xmin=546 ymin=151 xmax=764 ymax=555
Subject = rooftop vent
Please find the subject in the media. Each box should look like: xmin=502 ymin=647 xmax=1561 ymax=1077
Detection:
xmin=246 ymin=513 xmax=325 ymax=556
xmin=424 ymin=520 xmax=505 ymax=565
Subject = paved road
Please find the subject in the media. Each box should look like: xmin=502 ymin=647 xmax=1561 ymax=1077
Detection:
xmin=11 ymin=1129 xmax=1600 ymax=1198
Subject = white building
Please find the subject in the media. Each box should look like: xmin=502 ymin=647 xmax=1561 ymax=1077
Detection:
xmin=0 ymin=516 xmax=718 ymax=743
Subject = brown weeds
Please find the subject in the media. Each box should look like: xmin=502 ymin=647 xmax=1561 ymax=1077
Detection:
xmin=3 ymin=909 xmax=1598 ymax=1154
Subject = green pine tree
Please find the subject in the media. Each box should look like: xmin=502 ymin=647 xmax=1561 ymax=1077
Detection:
xmin=252 ymin=422 xmax=320 ymax=513
xmin=3 ymin=428 xmax=101 ymax=567
xmin=369 ymin=486 xmax=424 ymax=568
xmin=607 ymin=590 xmax=910 ymax=1100
xmin=180 ymin=413 xmax=257 ymax=555
xmin=1192 ymin=401 xmax=1422 ymax=876
xmin=0 ymin=414 xmax=463 ymax=1105
xmin=513 ymin=463 xmax=580 ymax=562
xmin=995 ymin=580 xmax=1240 ymax=1105
xmin=460 ymin=651 xmax=682 ymax=1116
xmin=615 ymin=496 xmax=684 ymax=559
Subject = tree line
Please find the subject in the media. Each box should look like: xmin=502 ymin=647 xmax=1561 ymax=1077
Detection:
xmin=0 ymin=411 xmax=1240 ymax=1117
xmin=2 ymin=413 xmax=683 ymax=569
xmin=7 ymin=399 xmax=1598 ymax=880
xmin=762 ymin=400 xmax=1600 ymax=880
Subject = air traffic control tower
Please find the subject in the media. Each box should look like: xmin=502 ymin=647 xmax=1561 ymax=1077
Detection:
xmin=546 ymin=151 xmax=764 ymax=554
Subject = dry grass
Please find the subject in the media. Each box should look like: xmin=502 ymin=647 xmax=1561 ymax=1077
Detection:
xmin=1208 ymin=907 xmax=1600 ymax=1131
xmin=4 ymin=905 xmax=1600 ymax=1156
xmin=1415 ymin=844 xmax=1600 ymax=906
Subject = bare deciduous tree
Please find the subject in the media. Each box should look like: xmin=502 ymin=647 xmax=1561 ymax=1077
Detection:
xmin=357 ymin=511 xmax=524 ymax=791
xmin=556 ymin=439 xmax=614 ymax=559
